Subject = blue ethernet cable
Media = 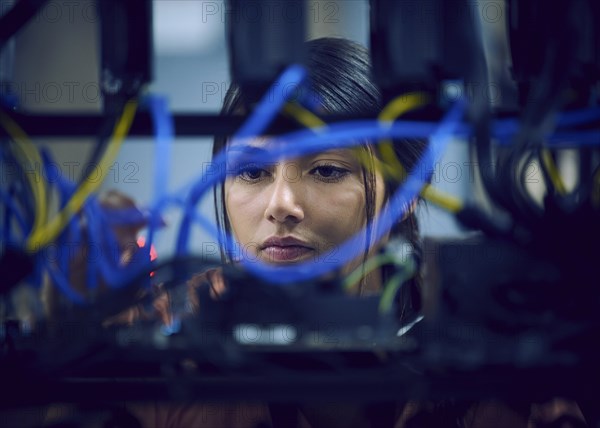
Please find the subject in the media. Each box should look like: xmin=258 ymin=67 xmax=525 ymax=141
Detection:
xmin=174 ymin=101 xmax=600 ymax=257
xmin=39 ymin=148 xmax=82 ymax=283
xmin=554 ymin=106 xmax=600 ymax=128
xmin=0 ymin=186 xmax=28 ymax=243
xmin=74 ymin=94 xmax=175 ymax=294
xmin=44 ymin=262 xmax=86 ymax=304
xmin=176 ymin=91 xmax=465 ymax=284
xmin=234 ymin=99 xmax=466 ymax=284
xmin=236 ymin=65 xmax=308 ymax=139
xmin=174 ymin=114 xmax=466 ymax=257
xmin=31 ymin=70 xmax=597 ymax=300
xmin=146 ymin=94 xmax=174 ymax=267
xmin=546 ymin=130 xmax=600 ymax=147
xmin=176 ymin=65 xmax=309 ymax=256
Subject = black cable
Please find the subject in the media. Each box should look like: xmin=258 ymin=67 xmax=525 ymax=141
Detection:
xmin=77 ymin=98 xmax=125 ymax=188
xmin=451 ymin=0 xmax=588 ymax=235
xmin=0 ymin=145 xmax=35 ymax=228
xmin=499 ymin=1 xmax=584 ymax=229
xmin=465 ymin=0 xmax=526 ymax=232
xmin=78 ymin=123 xmax=112 ymax=187
xmin=574 ymin=147 xmax=594 ymax=208
xmin=0 ymin=0 xmax=51 ymax=48
xmin=534 ymin=147 xmax=584 ymax=215
xmin=516 ymin=149 xmax=545 ymax=215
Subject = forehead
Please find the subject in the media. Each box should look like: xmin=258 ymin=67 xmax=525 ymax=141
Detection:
xmin=227 ymin=136 xmax=270 ymax=149
xmin=227 ymin=136 xmax=362 ymax=160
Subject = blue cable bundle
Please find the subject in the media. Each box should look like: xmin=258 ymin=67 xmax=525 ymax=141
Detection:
xmin=3 ymin=66 xmax=599 ymax=302
xmin=34 ymin=149 xmax=84 ymax=303
xmin=171 ymin=65 xmax=599 ymax=286
xmin=174 ymin=64 xmax=466 ymax=285
xmin=2 ymin=94 xmax=175 ymax=303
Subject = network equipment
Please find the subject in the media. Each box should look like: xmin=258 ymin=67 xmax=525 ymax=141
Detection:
xmin=0 ymin=0 xmax=599 ymax=423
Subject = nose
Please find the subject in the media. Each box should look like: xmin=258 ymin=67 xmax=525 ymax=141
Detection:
xmin=264 ymin=167 xmax=305 ymax=224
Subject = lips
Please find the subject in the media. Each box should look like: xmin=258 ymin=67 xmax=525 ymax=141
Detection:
xmin=260 ymin=236 xmax=314 ymax=262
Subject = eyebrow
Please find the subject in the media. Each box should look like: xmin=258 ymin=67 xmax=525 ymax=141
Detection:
xmin=306 ymin=148 xmax=360 ymax=163
xmin=226 ymin=146 xmax=357 ymax=164
xmin=314 ymin=149 xmax=354 ymax=157
xmin=226 ymin=145 xmax=269 ymax=156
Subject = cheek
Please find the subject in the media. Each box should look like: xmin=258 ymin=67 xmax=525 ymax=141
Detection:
xmin=224 ymin=181 xmax=262 ymax=243
xmin=373 ymin=172 xmax=390 ymax=245
xmin=308 ymin=184 xmax=367 ymax=239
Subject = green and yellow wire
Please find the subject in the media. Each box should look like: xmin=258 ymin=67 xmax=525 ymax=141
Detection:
xmin=378 ymin=256 xmax=417 ymax=314
xmin=342 ymin=253 xmax=397 ymax=292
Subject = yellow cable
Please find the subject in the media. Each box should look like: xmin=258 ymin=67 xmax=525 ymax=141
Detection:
xmin=25 ymin=99 xmax=138 ymax=252
xmin=282 ymin=103 xmax=327 ymax=131
xmin=0 ymin=110 xmax=49 ymax=241
xmin=281 ymin=97 xmax=465 ymax=214
xmin=377 ymin=93 xmax=428 ymax=181
xmin=376 ymin=93 xmax=465 ymax=213
xmin=282 ymin=103 xmax=394 ymax=189
xmin=282 ymin=103 xmax=395 ymax=201
xmin=282 ymin=97 xmax=463 ymax=293
xmin=282 ymin=100 xmax=401 ymax=181
xmin=540 ymin=149 xmax=567 ymax=195
xmin=421 ymin=184 xmax=464 ymax=213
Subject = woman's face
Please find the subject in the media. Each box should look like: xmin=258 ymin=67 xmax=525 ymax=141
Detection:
xmin=224 ymin=139 xmax=387 ymax=277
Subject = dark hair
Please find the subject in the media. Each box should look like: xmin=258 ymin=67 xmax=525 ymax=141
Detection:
xmin=213 ymin=37 xmax=425 ymax=321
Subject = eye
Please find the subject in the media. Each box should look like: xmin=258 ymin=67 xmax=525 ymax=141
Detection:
xmin=236 ymin=165 xmax=269 ymax=182
xmin=310 ymin=164 xmax=350 ymax=182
